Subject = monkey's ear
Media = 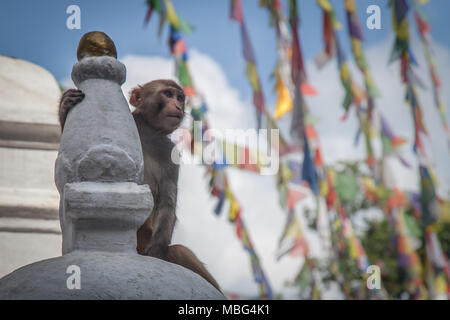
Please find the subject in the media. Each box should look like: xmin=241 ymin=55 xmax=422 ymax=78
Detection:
xmin=129 ymin=87 xmax=142 ymax=107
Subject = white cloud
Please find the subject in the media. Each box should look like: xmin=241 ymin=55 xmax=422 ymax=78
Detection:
xmin=121 ymin=55 xmax=175 ymax=96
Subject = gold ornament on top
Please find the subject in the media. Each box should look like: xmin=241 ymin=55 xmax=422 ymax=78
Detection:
xmin=76 ymin=31 xmax=117 ymax=61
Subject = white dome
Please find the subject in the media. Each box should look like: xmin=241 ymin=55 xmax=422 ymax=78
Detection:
xmin=0 ymin=55 xmax=60 ymax=125
xmin=0 ymin=251 xmax=225 ymax=300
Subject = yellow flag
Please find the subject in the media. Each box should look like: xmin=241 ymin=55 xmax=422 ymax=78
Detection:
xmin=349 ymin=235 xmax=359 ymax=259
xmin=340 ymin=64 xmax=350 ymax=82
xmin=246 ymin=63 xmax=260 ymax=92
xmin=229 ymin=197 xmax=240 ymax=221
xmin=440 ymin=200 xmax=450 ymax=223
xmin=165 ymin=0 xmax=180 ymax=29
xmin=285 ymin=217 xmax=302 ymax=239
xmin=435 ymin=273 xmax=448 ymax=295
xmin=312 ymin=282 xmax=321 ymax=300
xmin=344 ymin=0 xmax=355 ymax=12
xmin=397 ymin=19 xmax=409 ymax=41
xmin=320 ymin=180 xmax=328 ymax=197
xmin=273 ymin=76 xmax=293 ymax=120
xmin=351 ymin=38 xmax=362 ymax=58
xmin=316 ymin=0 xmax=333 ymax=12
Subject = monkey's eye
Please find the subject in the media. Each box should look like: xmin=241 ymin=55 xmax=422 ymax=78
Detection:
xmin=163 ymin=89 xmax=173 ymax=98
xmin=177 ymin=95 xmax=185 ymax=103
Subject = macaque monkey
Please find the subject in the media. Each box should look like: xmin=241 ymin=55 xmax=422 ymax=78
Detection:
xmin=59 ymin=80 xmax=220 ymax=291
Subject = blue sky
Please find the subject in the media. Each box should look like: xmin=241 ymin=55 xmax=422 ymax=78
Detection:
xmin=1 ymin=0 xmax=449 ymax=105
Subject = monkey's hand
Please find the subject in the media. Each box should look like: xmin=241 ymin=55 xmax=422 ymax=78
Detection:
xmin=59 ymin=89 xmax=85 ymax=132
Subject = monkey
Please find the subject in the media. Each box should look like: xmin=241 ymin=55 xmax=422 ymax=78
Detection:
xmin=58 ymin=80 xmax=220 ymax=291
xmin=128 ymin=80 xmax=183 ymax=261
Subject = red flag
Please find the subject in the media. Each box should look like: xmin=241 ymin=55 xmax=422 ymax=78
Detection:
xmin=287 ymin=186 xmax=306 ymax=210
xmin=143 ymin=7 xmax=154 ymax=27
xmin=230 ymin=0 xmax=243 ymax=24
xmin=235 ymin=212 xmax=243 ymax=239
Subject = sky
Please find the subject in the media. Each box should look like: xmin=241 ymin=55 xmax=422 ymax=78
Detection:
xmin=1 ymin=0 xmax=450 ymax=298
xmin=1 ymin=0 xmax=450 ymax=102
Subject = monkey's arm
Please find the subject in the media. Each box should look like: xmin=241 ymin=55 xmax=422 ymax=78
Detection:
xmin=145 ymin=168 xmax=179 ymax=260
xmin=59 ymin=89 xmax=85 ymax=131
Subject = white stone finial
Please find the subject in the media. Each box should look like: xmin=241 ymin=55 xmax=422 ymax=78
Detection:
xmin=55 ymin=56 xmax=144 ymax=192
xmin=54 ymin=53 xmax=149 ymax=254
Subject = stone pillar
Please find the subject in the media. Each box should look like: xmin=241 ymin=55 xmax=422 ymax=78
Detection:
xmin=55 ymin=55 xmax=144 ymax=188
xmin=0 ymin=32 xmax=224 ymax=300
xmin=54 ymin=32 xmax=146 ymax=254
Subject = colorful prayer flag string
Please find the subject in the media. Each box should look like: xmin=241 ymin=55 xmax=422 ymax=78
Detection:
xmin=144 ymin=0 xmax=194 ymax=34
xmin=412 ymin=1 xmax=450 ymax=147
xmin=389 ymin=0 xmax=449 ymax=299
xmin=344 ymin=0 xmax=409 ymax=169
xmin=389 ymin=0 xmax=428 ymax=156
xmin=232 ymin=2 xmax=297 ymax=158
xmin=258 ymin=1 xmax=325 ymax=299
xmin=317 ymin=0 xmax=376 ymax=172
xmin=380 ymin=114 xmax=411 ymax=167
xmin=230 ymin=0 xmax=265 ymax=129
xmin=141 ymin=0 xmax=450 ymax=300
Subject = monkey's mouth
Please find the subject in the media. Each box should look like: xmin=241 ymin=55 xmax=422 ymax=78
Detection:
xmin=166 ymin=114 xmax=183 ymax=120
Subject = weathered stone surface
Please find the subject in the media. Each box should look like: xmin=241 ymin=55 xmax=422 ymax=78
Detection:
xmin=61 ymin=182 xmax=151 ymax=254
xmin=0 ymin=251 xmax=224 ymax=300
xmin=71 ymin=56 xmax=124 ymax=86
xmin=55 ymin=56 xmax=144 ymax=193
xmin=54 ymin=55 xmax=147 ymax=254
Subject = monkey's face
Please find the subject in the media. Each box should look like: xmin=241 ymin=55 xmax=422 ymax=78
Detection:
xmin=131 ymin=81 xmax=185 ymax=134
xmin=150 ymin=87 xmax=185 ymax=134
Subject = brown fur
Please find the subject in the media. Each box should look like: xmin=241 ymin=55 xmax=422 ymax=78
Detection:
xmin=167 ymin=245 xmax=220 ymax=291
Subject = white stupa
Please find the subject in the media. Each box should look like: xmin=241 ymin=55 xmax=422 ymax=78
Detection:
xmin=0 ymin=55 xmax=62 ymax=278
